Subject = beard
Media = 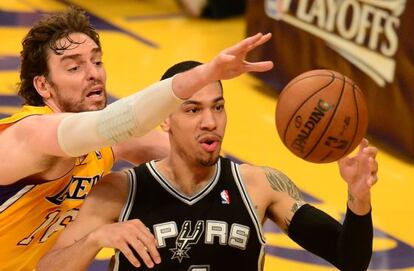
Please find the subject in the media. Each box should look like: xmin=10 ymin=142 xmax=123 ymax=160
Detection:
xmin=57 ymin=96 xmax=107 ymax=112
xmin=197 ymin=152 xmax=220 ymax=167
xmin=48 ymin=79 xmax=107 ymax=112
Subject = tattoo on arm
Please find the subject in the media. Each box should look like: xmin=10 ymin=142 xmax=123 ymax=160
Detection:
xmin=263 ymin=167 xmax=304 ymax=201
xmin=263 ymin=167 xmax=305 ymax=232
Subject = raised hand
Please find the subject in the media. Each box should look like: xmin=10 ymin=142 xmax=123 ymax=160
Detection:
xmin=171 ymin=33 xmax=274 ymax=100
xmin=206 ymin=32 xmax=274 ymax=81
xmin=93 ymin=219 xmax=160 ymax=268
xmin=338 ymin=138 xmax=378 ymax=214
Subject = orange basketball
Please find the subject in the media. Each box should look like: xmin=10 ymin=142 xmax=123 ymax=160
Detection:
xmin=275 ymin=69 xmax=368 ymax=163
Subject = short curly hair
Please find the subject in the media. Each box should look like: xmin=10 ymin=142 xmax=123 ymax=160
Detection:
xmin=18 ymin=6 xmax=101 ymax=106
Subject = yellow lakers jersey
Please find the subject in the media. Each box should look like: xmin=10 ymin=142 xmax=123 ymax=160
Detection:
xmin=0 ymin=106 xmax=114 ymax=271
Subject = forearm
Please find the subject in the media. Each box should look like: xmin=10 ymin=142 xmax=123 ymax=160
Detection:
xmin=37 ymin=233 xmax=101 ymax=271
xmin=172 ymin=64 xmax=211 ymax=99
xmin=347 ymin=190 xmax=371 ymax=215
xmin=58 ymin=66 xmax=222 ymax=158
xmin=288 ymin=204 xmax=372 ymax=271
xmin=56 ymin=33 xmax=273 ymax=157
xmin=58 ymin=77 xmax=182 ymax=157
xmin=337 ymin=207 xmax=373 ymax=271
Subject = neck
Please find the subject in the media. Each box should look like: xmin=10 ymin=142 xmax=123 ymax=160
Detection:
xmin=43 ymin=99 xmax=62 ymax=113
xmin=156 ymin=155 xmax=218 ymax=196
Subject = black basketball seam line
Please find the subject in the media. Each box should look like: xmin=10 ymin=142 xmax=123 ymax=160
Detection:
xmin=282 ymin=73 xmax=337 ymax=146
xmin=341 ymin=82 xmax=361 ymax=157
xmin=283 ymin=74 xmax=336 ymax=93
xmin=285 ymin=74 xmax=355 ymax=94
xmin=281 ymin=73 xmax=355 ymax=104
xmin=303 ymin=73 xmax=346 ymax=161
xmin=323 ymin=80 xmax=365 ymax=160
xmin=284 ymin=73 xmax=355 ymax=93
xmin=351 ymin=83 xmax=365 ymax=97
xmin=283 ymin=72 xmax=355 ymax=92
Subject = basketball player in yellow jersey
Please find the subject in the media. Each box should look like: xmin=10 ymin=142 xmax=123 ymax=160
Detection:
xmin=0 ymin=7 xmax=273 ymax=270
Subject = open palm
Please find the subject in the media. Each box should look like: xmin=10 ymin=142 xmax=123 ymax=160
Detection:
xmin=338 ymin=138 xmax=378 ymax=200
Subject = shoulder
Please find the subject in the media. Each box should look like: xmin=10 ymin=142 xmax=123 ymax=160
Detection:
xmin=237 ymin=163 xmax=275 ymax=193
xmin=81 ymin=171 xmax=130 ymax=219
xmin=238 ymin=163 xmax=264 ymax=181
xmin=238 ymin=163 xmax=299 ymax=195
xmin=98 ymin=171 xmax=130 ymax=191
xmin=238 ymin=163 xmax=290 ymax=183
xmin=87 ymin=171 xmax=130 ymax=203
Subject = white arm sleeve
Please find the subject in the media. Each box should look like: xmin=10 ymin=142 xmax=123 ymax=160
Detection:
xmin=57 ymin=77 xmax=181 ymax=157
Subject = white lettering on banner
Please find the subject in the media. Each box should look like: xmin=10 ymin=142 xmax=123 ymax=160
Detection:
xmin=265 ymin=0 xmax=406 ymax=86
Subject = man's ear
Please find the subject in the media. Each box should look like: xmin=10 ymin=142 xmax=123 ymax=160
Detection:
xmin=160 ymin=118 xmax=171 ymax=132
xmin=33 ymin=75 xmax=51 ymax=99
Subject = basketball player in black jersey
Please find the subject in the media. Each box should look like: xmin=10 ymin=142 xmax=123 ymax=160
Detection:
xmin=38 ymin=61 xmax=378 ymax=271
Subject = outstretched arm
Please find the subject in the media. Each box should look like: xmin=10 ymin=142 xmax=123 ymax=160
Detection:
xmin=262 ymin=139 xmax=378 ymax=270
xmin=36 ymin=172 xmax=160 ymax=271
xmin=49 ymin=33 xmax=274 ymax=158
xmin=0 ymin=33 xmax=273 ymax=185
xmin=172 ymin=32 xmax=273 ymax=99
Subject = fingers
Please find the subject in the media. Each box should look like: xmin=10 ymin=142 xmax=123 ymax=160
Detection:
xmin=368 ymin=156 xmax=378 ymax=182
xmin=129 ymin=219 xmax=161 ymax=267
xmin=226 ymin=32 xmax=272 ymax=55
xmin=127 ymin=238 xmax=155 ymax=268
xmin=358 ymin=138 xmax=378 ymax=161
xmin=226 ymin=33 xmax=265 ymax=55
xmin=358 ymin=138 xmax=369 ymax=152
xmin=367 ymin=173 xmax=378 ymax=187
xmin=244 ymin=60 xmax=274 ymax=72
xmin=103 ymin=219 xmax=161 ymax=268
xmin=134 ymin=220 xmax=161 ymax=265
xmin=246 ymin=33 xmax=272 ymax=51
xmin=119 ymin=243 xmax=141 ymax=268
xmin=363 ymin=146 xmax=378 ymax=158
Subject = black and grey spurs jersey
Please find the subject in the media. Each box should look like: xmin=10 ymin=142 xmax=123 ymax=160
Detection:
xmin=113 ymin=157 xmax=266 ymax=271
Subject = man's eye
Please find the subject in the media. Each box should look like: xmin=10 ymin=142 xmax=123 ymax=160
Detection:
xmin=68 ymin=66 xmax=79 ymax=72
xmin=187 ymin=108 xmax=199 ymax=113
xmin=215 ymin=105 xmax=224 ymax=111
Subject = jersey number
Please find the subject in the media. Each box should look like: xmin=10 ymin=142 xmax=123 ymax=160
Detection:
xmin=18 ymin=209 xmax=78 ymax=246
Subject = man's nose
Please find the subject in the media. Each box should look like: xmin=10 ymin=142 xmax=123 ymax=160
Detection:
xmin=86 ymin=62 xmax=100 ymax=81
xmin=200 ymin=110 xmax=217 ymax=130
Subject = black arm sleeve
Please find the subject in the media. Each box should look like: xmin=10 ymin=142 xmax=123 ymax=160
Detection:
xmin=287 ymin=204 xmax=373 ymax=271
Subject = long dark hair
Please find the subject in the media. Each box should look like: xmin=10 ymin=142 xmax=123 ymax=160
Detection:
xmin=18 ymin=6 xmax=101 ymax=105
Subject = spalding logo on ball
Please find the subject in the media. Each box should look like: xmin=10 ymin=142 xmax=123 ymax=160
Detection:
xmin=275 ymin=69 xmax=368 ymax=163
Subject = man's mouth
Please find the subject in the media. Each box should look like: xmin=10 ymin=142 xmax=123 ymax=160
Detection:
xmin=201 ymin=141 xmax=219 ymax=152
xmin=85 ymin=85 xmax=105 ymax=102
xmin=198 ymin=135 xmax=221 ymax=153
xmin=86 ymin=89 xmax=102 ymax=98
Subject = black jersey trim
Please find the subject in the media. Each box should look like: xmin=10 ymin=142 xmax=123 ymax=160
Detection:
xmin=258 ymin=245 xmax=265 ymax=271
xmin=146 ymin=159 xmax=221 ymax=205
xmin=231 ymin=162 xmax=266 ymax=245
xmin=113 ymin=169 xmax=137 ymax=271
xmin=112 ymin=250 xmax=121 ymax=271
xmin=119 ymin=169 xmax=137 ymax=222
